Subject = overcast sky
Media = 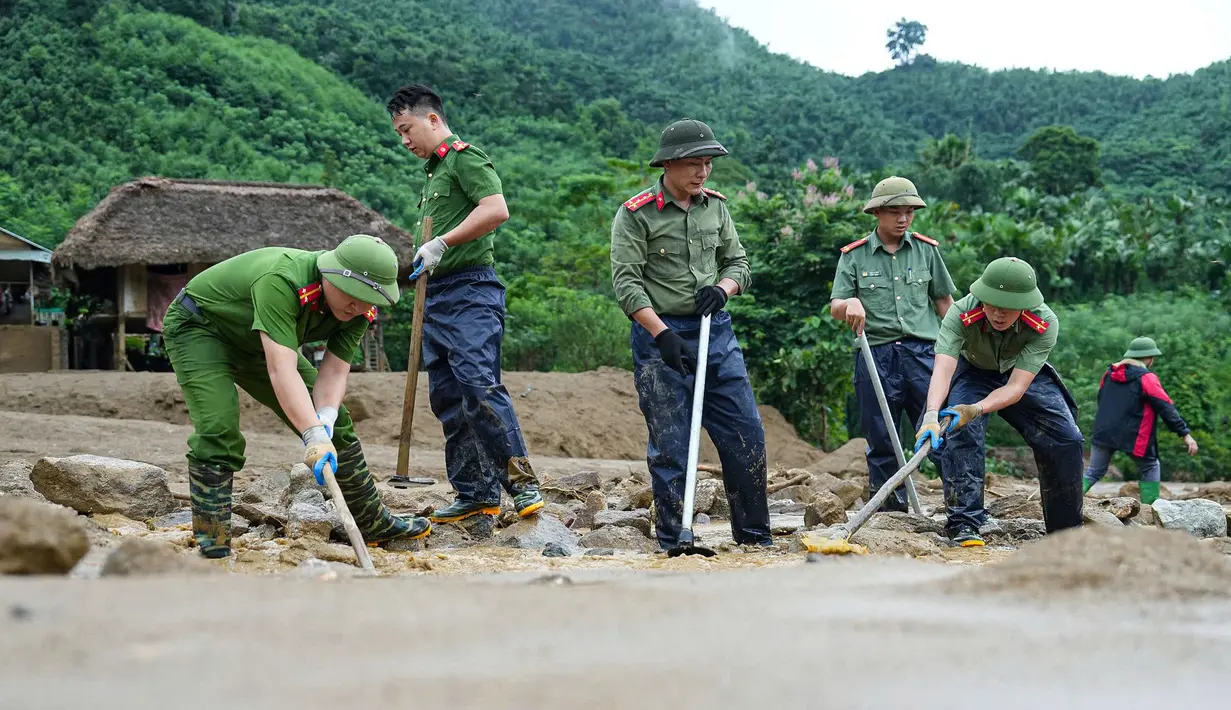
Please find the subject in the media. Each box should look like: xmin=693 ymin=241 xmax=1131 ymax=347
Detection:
xmin=695 ymin=0 xmax=1231 ymax=79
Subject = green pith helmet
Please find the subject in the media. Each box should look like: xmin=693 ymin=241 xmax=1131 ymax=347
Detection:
xmin=969 ymin=257 xmax=1044 ymax=310
xmin=649 ymin=119 xmax=728 ymax=168
xmin=1124 ymin=336 xmax=1162 ymax=359
xmin=862 ymin=176 xmax=927 ymax=214
xmin=317 ymin=234 xmax=400 ymax=307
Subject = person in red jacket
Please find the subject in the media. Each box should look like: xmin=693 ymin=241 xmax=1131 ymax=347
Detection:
xmin=1082 ymin=337 xmax=1198 ymax=504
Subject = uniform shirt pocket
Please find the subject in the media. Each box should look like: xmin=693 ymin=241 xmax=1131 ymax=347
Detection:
xmin=647 ymin=237 xmax=684 ymax=280
xmin=857 ymin=274 xmax=894 ymax=308
xmin=907 ymin=268 xmax=932 ymax=306
xmin=695 ymin=230 xmax=721 ymax=274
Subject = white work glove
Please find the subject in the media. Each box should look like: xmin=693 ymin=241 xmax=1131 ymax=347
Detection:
xmin=411 ymin=237 xmax=449 ymax=277
xmin=316 ymin=406 xmax=338 ymax=438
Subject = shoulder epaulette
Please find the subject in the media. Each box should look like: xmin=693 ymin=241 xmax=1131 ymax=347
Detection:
xmin=839 ymin=237 xmax=869 ymax=254
xmin=1020 ymin=310 xmax=1050 ymax=334
xmin=433 ymin=142 xmax=450 ymax=159
xmin=365 ymin=306 xmax=378 ymax=323
xmin=451 ymin=140 xmax=470 ymax=152
xmin=623 ymin=191 xmax=656 ymax=212
xmin=959 ymin=306 xmax=985 ymax=327
xmin=298 ymin=282 xmax=323 ymax=311
xmin=701 ymin=187 xmax=727 ymax=201
xmin=913 ymin=233 xmax=939 ymax=246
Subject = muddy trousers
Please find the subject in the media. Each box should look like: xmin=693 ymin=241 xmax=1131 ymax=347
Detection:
xmin=422 ymin=267 xmax=538 ymax=506
xmin=1083 ymin=445 xmax=1161 ymax=485
xmin=632 ymin=312 xmax=772 ymax=549
xmin=941 ymin=359 xmax=1085 ymax=535
xmin=163 ymin=302 xmax=411 ymax=555
xmin=854 ymin=339 xmax=944 ymax=512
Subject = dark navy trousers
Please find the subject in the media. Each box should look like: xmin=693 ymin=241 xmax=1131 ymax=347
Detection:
xmin=631 ymin=311 xmax=771 ymax=549
xmin=853 ymin=338 xmax=944 ymax=512
xmin=422 ymin=267 xmax=537 ymax=505
xmin=941 ymin=358 xmax=1084 ymax=534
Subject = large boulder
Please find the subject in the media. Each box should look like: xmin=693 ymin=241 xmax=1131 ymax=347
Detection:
xmin=1097 ymin=497 xmax=1141 ymax=521
xmin=592 ymin=509 xmax=653 ymax=537
xmin=987 ymin=493 xmax=1044 ymax=521
xmin=100 ymin=538 xmax=217 ymax=577
xmin=579 ymin=525 xmax=658 ymax=553
xmin=0 ymin=460 xmax=46 ymax=502
xmin=1152 ymin=498 xmax=1228 ymax=539
xmin=0 ymin=497 xmax=90 ymax=574
xmin=495 ymin=514 xmax=580 ymax=554
xmin=30 ymin=455 xmax=177 ymax=519
xmin=847 ymin=528 xmax=943 ymax=558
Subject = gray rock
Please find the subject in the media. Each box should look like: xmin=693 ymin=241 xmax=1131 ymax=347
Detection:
xmin=629 ymin=485 xmax=655 ymax=510
xmin=584 ymin=548 xmax=616 ymax=556
xmin=1138 ymin=503 xmax=1160 ymax=527
xmin=804 ymin=489 xmax=847 ymax=528
xmin=866 ymin=511 xmax=945 ymax=535
xmin=1097 ymin=497 xmax=1141 ymax=521
xmin=100 ymin=538 xmax=216 ymax=577
xmin=988 ymin=493 xmax=1045 ymax=521
xmin=542 ymin=470 xmax=601 ymax=503
xmin=771 ymin=515 xmax=806 ymax=535
xmin=231 ymin=513 xmax=251 ymax=538
xmin=238 ymin=468 xmax=291 ymax=506
xmin=592 ymin=509 xmax=652 ymax=537
xmin=151 ymin=508 xmax=193 ymax=529
xmin=30 ymin=455 xmax=176 ymax=519
xmin=1152 ymin=498 xmax=1228 ymax=538
xmin=709 ymin=484 xmax=731 ymax=519
xmin=574 ymin=490 xmax=606 ymax=529
xmin=0 ymin=460 xmax=46 ymax=502
xmin=1082 ymin=506 xmax=1126 ymax=528
xmin=815 ymin=475 xmax=864 ymax=510
xmin=693 ymin=513 xmax=711 ymax=526
xmin=848 ymin=528 xmax=943 ymax=557
xmin=768 ymin=499 xmax=806 ymax=515
xmin=288 ymin=464 xmax=326 ymax=501
xmin=693 ymin=479 xmax=723 ymax=514
xmin=286 ymin=491 xmax=335 ymax=540
xmin=496 ymin=514 xmax=580 ymax=554
xmin=543 ymin=503 xmax=576 ymax=528
xmin=982 ymin=517 xmax=1046 ymax=542
xmin=0 ymin=497 xmax=90 ymax=574
xmin=1201 ymin=537 xmax=1231 ymax=556
xmin=542 ymin=542 xmax=570 ymax=557
xmin=233 ymin=502 xmax=288 ymax=528
xmin=579 ymin=525 xmax=658 ymax=553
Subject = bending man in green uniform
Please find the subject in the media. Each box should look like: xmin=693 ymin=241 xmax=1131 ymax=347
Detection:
xmin=164 ymin=235 xmax=432 ymax=558
xmin=386 ymin=83 xmax=543 ymax=522
xmin=914 ymin=257 xmax=1084 ymax=546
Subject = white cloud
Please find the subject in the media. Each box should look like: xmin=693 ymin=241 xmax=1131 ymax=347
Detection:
xmin=696 ymin=0 xmax=1231 ymax=78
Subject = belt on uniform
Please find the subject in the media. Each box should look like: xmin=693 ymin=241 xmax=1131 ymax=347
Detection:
xmin=173 ymin=289 xmax=203 ymax=316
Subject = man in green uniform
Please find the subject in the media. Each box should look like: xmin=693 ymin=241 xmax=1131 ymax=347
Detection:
xmin=610 ymin=118 xmax=771 ymax=550
xmin=830 ymin=176 xmax=956 ymax=512
xmin=386 ymin=84 xmax=543 ymax=522
xmin=163 ymin=235 xmax=432 ymax=558
xmin=914 ymin=257 xmax=1084 ymax=546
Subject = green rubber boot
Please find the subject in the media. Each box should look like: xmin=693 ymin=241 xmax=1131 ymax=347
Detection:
xmin=189 ymin=461 xmax=233 ymax=559
xmin=1139 ymin=480 xmax=1161 ymax=505
xmin=334 ymin=441 xmax=431 ymax=541
xmin=429 ymin=499 xmax=502 ymax=523
xmin=1082 ymin=478 xmax=1095 ymax=494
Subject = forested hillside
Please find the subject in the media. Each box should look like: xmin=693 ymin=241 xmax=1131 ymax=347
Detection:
xmin=2 ymin=0 xmax=1229 ymax=479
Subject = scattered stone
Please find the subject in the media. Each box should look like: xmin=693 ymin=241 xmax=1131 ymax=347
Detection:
xmin=592 ymin=509 xmax=652 ymax=537
xmin=295 ymin=558 xmax=365 ymax=581
xmin=629 ymin=485 xmax=655 ymax=510
xmin=253 ymin=523 xmax=280 ymax=540
xmin=286 ymin=490 xmax=335 ymax=540
xmin=771 ymin=515 xmax=806 ymax=535
xmin=288 ymin=464 xmax=326 ymax=499
xmin=579 ymin=525 xmax=658 ymax=553
xmin=693 ymin=512 xmax=711 ymax=526
xmin=238 ymin=468 xmax=291 ymax=506
xmin=496 ymin=514 xmax=580 ymax=554
xmin=807 ymin=438 xmax=868 ymax=480
xmin=1201 ymin=538 xmax=1231 ymax=556
xmin=768 ymin=484 xmax=811 ymax=503
xmin=573 ymin=490 xmax=606 ymax=529
xmin=380 ymin=487 xmax=452 ymax=516
xmin=455 ymin=513 xmax=496 ymax=540
xmin=233 ymin=501 xmax=288 ymax=529
xmin=92 ymin=512 xmax=150 ymax=536
xmin=0 ymin=498 xmax=90 ymax=574
xmin=100 ymin=537 xmax=216 ymax=577
xmin=1083 ymin=506 xmax=1125 ymax=528
xmin=0 ymin=460 xmax=45 ymax=502
xmin=988 ymin=493 xmax=1045 ymax=521
xmin=541 ymin=470 xmax=601 ymax=503
xmin=1119 ymin=481 xmax=1174 ymax=500
xmin=768 ymin=499 xmax=806 ymax=514
xmin=231 ymin=513 xmax=251 ymax=538
xmin=865 ymin=511 xmax=945 ymax=535
xmin=1152 ymin=498 xmax=1228 ymax=539
xmin=804 ymin=489 xmax=847 ymax=528
xmin=543 ymin=503 xmax=576 ymax=528
xmin=584 ymin=548 xmax=616 ymax=556
xmin=709 ymin=487 xmax=731 ymax=519
xmin=151 ymin=508 xmax=194 ymax=529
xmin=1138 ymin=504 xmax=1159 ymax=527
xmin=693 ymin=479 xmax=722 ymax=513
xmin=848 ymin=528 xmax=943 ymax=557
xmin=828 ymin=480 xmax=864 ymax=510
xmin=542 ymin=542 xmax=570 ymax=557
xmin=1098 ymin=497 xmax=1141 ymax=521
xmin=422 ymin=522 xmax=478 ymax=550
xmin=1184 ymin=481 xmax=1231 ymax=505
xmin=30 ymin=455 xmax=177 ymax=518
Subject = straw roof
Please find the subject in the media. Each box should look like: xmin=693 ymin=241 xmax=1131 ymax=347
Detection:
xmin=54 ymin=178 xmax=415 ymax=270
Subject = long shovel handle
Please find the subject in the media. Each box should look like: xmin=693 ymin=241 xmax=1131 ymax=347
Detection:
xmin=680 ymin=314 xmax=712 ymax=536
xmin=856 ymin=333 xmax=922 ymax=515
xmin=320 ymin=461 xmax=376 ymax=571
xmin=396 ymin=217 xmax=433 ymax=480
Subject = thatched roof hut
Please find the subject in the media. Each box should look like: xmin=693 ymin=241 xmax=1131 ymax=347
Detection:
xmin=54 ymin=177 xmax=415 ymax=270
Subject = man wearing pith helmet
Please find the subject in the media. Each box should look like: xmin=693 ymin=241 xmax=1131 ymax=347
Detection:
xmin=914 ymin=257 xmax=1084 ymax=547
xmin=830 ymin=176 xmax=956 ymax=513
xmin=609 ymin=118 xmax=772 ymax=551
xmin=163 ymin=235 xmax=433 ymax=558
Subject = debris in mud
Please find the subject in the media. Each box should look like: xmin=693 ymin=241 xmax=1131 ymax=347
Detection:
xmin=496 ymin=514 xmax=580 ymax=555
xmin=100 ymin=538 xmax=216 ymax=577
xmin=1178 ymin=481 xmax=1231 ymax=505
xmin=584 ymin=548 xmax=615 ymax=556
xmin=591 ymin=509 xmax=652 ymax=537
xmin=542 ymin=542 xmax=570 ymax=557
xmin=579 ymin=525 xmax=657 ymax=553
xmin=849 ymin=528 xmax=944 ymax=558
xmin=0 ymin=460 xmax=45 ymax=502
xmin=0 ymin=497 xmax=90 ymax=575
xmin=987 ymin=493 xmax=1044 ymax=521
xmin=1082 ymin=506 xmax=1125 ymax=528
xmin=30 ymin=455 xmax=177 ymax=519
xmin=939 ymin=526 xmax=1231 ymax=600
xmin=1152 ymin=499 xmax=1227 ymax=539
xmin=982 ymin=518 xmax=1046 ymax=542
xmin=804 ymin=489 xmax=846 ymax=528
xmin=771 ymin=515 xmax=806 ymax=535
xmin=541 ymin=470 xmax=601 ymax=503
xmin=864 ymin=512 xmax=945 ymax=535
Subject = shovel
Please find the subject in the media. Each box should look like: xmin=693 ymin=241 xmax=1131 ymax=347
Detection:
xmin=667 ymin=313 xmax=717 ymax=558
xmin=390 ymin=217 xmax=433 ymax=489
xmin=856 ymin=333 xmax=922 ymax=514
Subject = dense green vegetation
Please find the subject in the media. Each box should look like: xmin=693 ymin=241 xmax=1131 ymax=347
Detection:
xmin=2 ymin=0 xmax=1229 ymax=479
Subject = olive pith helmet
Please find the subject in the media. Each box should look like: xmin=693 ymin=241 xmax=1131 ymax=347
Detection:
xmin=969 ymin=257 xmax=1044 ymax=310
xmin=649 ymin=119 xmax=728 ymax=168
xmin=317 ymin=234 xmax=400 ymax=307
xmin=862 ymin=176 xmax=927 ymax=214
xmin=1124 ymin=336 xmax=1162 ymax=359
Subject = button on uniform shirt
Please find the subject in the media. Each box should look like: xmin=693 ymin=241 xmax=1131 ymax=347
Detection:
xmin=830 ymin=230 xmax=956 ymax=346
xmin=935 ymin=293 xmax=1058 ymax=374
xmin=610 ymin=179 xmax=751 ymax=317
xmin=184 ymin=247 xmax=371 ymax=361
xmin=415 ymin=135 xmax=503 ymax=277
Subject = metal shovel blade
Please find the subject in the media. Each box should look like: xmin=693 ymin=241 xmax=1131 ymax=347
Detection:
xmin=666 ymin=530 xmax=716 ymax=558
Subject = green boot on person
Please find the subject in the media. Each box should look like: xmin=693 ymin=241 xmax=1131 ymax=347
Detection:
xmin=1082 ymin=478 xmax=1095 ymax=494
xmin=333 ymin=441 xmax=431 ymax=541
xmin=189 ymin=461 xmax=233 ymax=559
xmin=1139 ymin=480 xmax=1161 ymax=505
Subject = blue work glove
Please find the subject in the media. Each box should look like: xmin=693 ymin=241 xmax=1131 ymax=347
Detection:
xmin=940 ymin=404 xmax=984 ymax=433
xmin=408 ymin=258 xmax=426 ymax=282
xmin=302 ymin=424 xmax=336 ymax=485
xmin=914 ymin=410 xmax=944 ymax=453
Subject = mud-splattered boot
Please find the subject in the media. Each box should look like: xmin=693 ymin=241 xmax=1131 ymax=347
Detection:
xmin=505 ymin=456 xmax=544 ymax=517
xmin=189 ymin=461 xmax=233 ymax=559
xmin=429 ymin=499 xmax=502 ymax=523
xmin=512 ymin=489 xmax=545 ymax=518
xmin=334 ymin=442 xmax=431 ymax=542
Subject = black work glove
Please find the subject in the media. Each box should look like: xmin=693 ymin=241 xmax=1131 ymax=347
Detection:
xmin=694 ymin=285 xmax=728 ymax=316
xmin=654 ymin=328 xmax=697 ymax=376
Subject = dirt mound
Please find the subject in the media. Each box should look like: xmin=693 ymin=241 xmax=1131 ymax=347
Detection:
xmin=0 ymin=370 xmax=821 ymax=467
xmin=939 ymin=525 xmax=1231 ymax=601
